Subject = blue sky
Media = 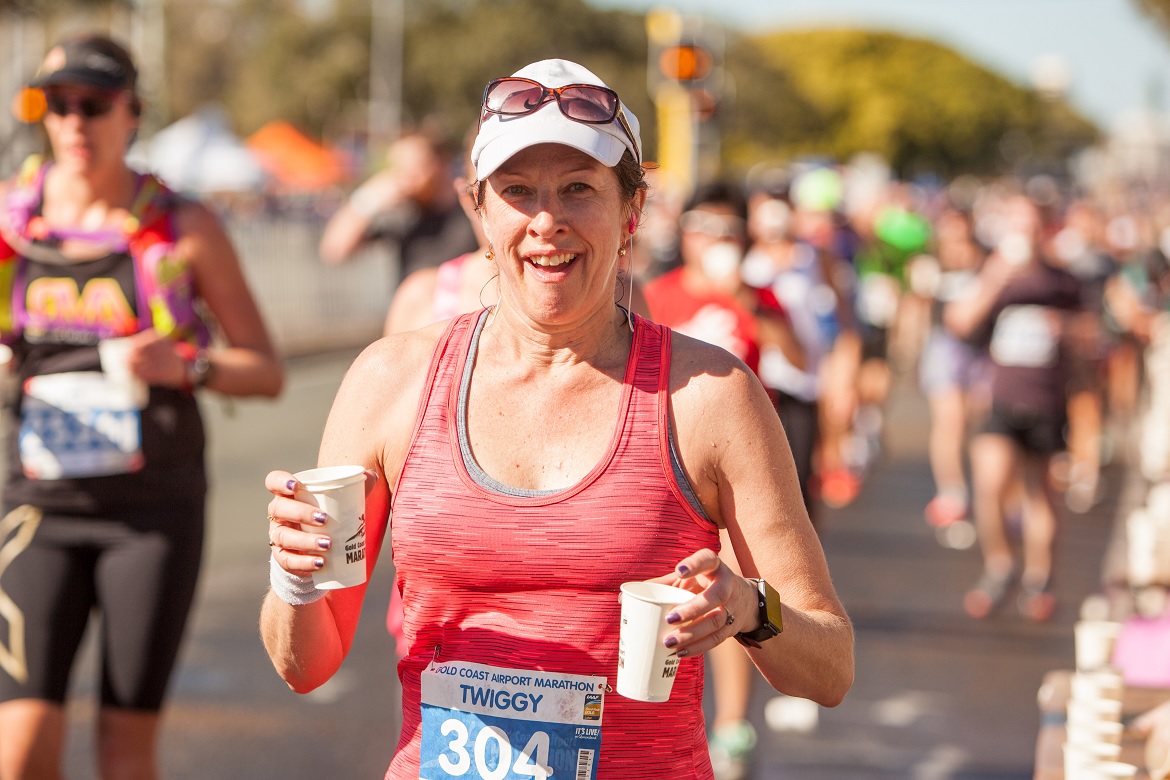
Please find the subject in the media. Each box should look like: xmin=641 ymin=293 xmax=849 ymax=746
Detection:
xmin=589 ymin=0 xmax=1170 ymax=131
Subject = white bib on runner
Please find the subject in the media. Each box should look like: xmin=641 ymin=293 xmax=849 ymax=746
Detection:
xmin=420 ymin=660 xmax=605 ymax=780
xmin=18 ymin=372 xmax=145 ymax=480
xmin=990 ymin=305 xmax=1060 ymax=369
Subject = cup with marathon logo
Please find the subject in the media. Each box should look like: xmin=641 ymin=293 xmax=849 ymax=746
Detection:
xmin=293 ymin=465 xmax=368 ymax=589
xmin=616 ymin=581 xmax=695 ymax=702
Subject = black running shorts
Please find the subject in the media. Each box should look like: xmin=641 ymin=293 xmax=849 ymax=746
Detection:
xmin=0 ymin=500 xmax=204 ymax=710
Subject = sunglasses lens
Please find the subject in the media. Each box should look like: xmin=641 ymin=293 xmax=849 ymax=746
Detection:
xmin=558 ymin=86 xmax=617 ymax=123
xmin=485 ymin=80 xmax=546 ymax=115
xmin=79 ymin=96 xmax=112 ymax=118
xmin=44 ymin=91 xmax=115 ymax=119
xmin=45 ymin=94 xmax=68 ymax=116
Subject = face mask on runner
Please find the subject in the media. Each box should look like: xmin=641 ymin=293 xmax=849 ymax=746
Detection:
xmin=700 ymin=242 xmax=744 ymax=281
xmin=997 ymin=231 xmax=1033 ymax=266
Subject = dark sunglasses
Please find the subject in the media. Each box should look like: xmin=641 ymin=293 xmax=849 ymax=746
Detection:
xmin=44 ymin=90 xmax=119 ymax=119
xmin=481 ymin=77 xmax=640 ymax=164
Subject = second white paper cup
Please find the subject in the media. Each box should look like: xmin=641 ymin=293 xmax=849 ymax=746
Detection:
xmin=294 ymin=465 xmax=368 ymax=590
xmin=1074 ymin=620 xmax=1123 ymax=672
xmin=97 ymin=337 xmax=149 ymax=409
xmin=617 ymin=581 xmax=694 ymax=702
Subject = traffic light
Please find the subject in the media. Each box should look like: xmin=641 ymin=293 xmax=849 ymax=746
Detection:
xmin=658 ymin=44 xmax=714 ymax=85
xmin=646 ymin=9 xmax=723 ymax=96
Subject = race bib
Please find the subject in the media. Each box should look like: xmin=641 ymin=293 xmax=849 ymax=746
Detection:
xmin=420 ymin=660 xmax=605 ymax=780
xmin=857 ymin=273 xmax=900 ymax=327
xmin=19 ymin=372 xmax=145 ymax=480
xmin=990 ymin=305 xmax=1060 ymax=368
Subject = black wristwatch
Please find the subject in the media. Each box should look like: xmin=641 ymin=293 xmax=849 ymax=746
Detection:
xmin=735 ymin=578 xmax=783 ymax=648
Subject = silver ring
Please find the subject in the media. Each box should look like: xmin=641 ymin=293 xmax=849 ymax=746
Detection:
xmin=726 ymin=612 xmax=735 ymax=627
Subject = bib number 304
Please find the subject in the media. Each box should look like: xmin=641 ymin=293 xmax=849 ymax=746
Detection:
xmin=435 ymin=718 xmax=562 ymax=780
xmin=420 ymin=661 xmax=603 ymax=780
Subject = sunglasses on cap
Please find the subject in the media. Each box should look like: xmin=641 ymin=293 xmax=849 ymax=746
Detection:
xmin=43 ymin=89 xmax=119 ymax=119
xmin=680 ymin=210 xmax=747 ymax=240
xmin=481 ymin=77 xmax=640 ymax=164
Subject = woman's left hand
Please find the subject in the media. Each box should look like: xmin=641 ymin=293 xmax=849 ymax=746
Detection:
xmin=123 ymin=329 xmax=188 ymax=388
xmin=648 ymin=548 xmax=759 ymax=657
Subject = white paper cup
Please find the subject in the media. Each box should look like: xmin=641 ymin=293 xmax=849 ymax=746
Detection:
xmin=1068 ymin=698 xmax=1124 ymax=727
xmin=1066 ymin=719 xmax=1124 ymax=747
xmin=616 ymin=581 xmax=694 ymax=702
xmin=1085 ymin=762 xmax=1138 ymax=779
xmin=293 ymin=465 xmax=368 ymax=590
xmin=1127 ymin=509 xmax=1170 ymax=586
xmin=97 ymin=337 xmax=149 ymax=409
xmin=1075 ymin=620 xmax=1123 ymax=672
xmin=1065 ymin=740 xmax=1123 ymax=762
xmin=1070 ymin=670 xmax=1124 ymax=702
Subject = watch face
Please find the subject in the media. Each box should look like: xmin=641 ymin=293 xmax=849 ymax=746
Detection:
xmin=763 ymin=580 xmax=783 ymax=633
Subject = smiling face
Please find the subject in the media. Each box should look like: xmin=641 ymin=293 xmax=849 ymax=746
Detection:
xmin=479 ymin=143 xmax=642 ymax=329
xmin=42 ymin=83 xmax=138 ymax=175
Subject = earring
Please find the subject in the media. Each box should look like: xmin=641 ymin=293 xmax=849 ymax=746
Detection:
xmin=485 ymin=246 xmax=495 ymax=261
xmin=618 ymin=246 xmax=627 ymax=257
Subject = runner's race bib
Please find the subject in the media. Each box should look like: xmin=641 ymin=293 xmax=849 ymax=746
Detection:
xmin=990 ymin=305 xmax=1060 ymax=368
xmin=420 ymin=660 xmax=605 ymax=780
xmin=18 ymin=372 xmax=145 ymax=480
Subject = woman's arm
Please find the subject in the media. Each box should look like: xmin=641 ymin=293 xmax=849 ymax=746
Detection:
xmin=177 ymin=200 xmax=283 ymax=397
xmin=943 ymin=254 xmax=1016 ymax=341
xmin=259 ymin=328 xmax=438 ymax=691
xmin=666 ymin=336 xmax=854 ymax=706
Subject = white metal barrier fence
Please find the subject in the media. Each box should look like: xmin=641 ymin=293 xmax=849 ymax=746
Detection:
xmin=224 ymin=215 xmax=396 ymax=357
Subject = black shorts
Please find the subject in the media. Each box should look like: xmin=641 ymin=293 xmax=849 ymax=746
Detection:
xmin=0 ymin=500 xmax=204 ymax=710
xmin=979 ymin=404 xmax=1068 ymax=457
xmin=774 ymin=392 xmax=819 ymax=514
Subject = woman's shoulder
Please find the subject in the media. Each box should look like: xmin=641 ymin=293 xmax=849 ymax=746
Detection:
xmin=343 ymin=320 xmax=449 ymax=399
xmin=666 ymin=329 xmax=763 ymax=408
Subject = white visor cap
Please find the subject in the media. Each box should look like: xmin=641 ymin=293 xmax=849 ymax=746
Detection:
xmin=472 ymin=59 xmax=641 ymax=181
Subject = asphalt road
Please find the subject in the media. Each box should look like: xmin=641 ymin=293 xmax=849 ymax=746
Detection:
xmin=56 ymin=348 xmax=1134 ymax=779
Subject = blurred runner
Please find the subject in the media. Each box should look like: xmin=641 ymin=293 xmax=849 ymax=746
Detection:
xmin=945 ymin=192 xmax=1083 ymax=622
xmin=0 ymin=33 xmax=283 ymax=779
xmin=912 ymin=207 xmax=988 ymax=532
xmin=319 ymin=128 xmax=478 ymax=281
xmin=645 ymin=180 xmax=805 ymax=780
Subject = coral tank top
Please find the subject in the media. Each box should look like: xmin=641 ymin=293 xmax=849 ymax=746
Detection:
xmin=386 ymin=310 xmax=719 ymax=779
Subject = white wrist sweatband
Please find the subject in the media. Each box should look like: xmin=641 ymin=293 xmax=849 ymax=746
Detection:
xmin=269 ymin=556 xmax=326 ymax=606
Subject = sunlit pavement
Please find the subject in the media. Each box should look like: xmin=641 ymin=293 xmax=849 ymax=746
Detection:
xmin=745 ymin=373 xmax=1136 ymax=779
xmin=55 ymin=351 xmax=1135 ymax=779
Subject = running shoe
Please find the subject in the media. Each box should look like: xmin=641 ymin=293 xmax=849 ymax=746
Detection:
xmin=709 ymin=720 xmax=758 ymax=780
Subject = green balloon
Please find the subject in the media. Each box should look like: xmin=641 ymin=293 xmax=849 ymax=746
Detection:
xmin=874 ymin=207 xmax=930 ymax=253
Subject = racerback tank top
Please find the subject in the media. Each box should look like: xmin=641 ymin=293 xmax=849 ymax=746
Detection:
xmin=387 ymin=309 xmax=719 ymax=779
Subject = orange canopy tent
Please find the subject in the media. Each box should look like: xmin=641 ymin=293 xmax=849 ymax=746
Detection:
xmin=245 ymin=120 xmax=349 ymax=192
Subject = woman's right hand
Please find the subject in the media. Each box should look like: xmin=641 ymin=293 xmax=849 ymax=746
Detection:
xmin=264 ymin=470 xmax=331 ymax=577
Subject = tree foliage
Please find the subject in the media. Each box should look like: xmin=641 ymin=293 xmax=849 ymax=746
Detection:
xmin=11 ymin=0 xmax=1101 ymax=180
xmin=727 ymin=28 xmax=1098 ymax=177
xmin=1135 ymin=0 xmax=1170 ymax=38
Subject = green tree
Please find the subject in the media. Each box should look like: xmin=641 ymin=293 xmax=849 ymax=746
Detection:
xmin=1135 ymin=0 xmax=1170 ymax=37
xmin=728 ymin=28 xmax=1098 ymax=177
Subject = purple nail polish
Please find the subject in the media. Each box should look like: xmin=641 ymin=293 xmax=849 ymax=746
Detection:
xmin=676 ymin=564 xmax=690 ymax=576
xmin=312 ymin=511 xmax=328 ymax=525
xmin=666 ymin=612 xmax=681 ymax=625
xmin=286 ymin=478 xmax=297 ymax=492
xmin=676 ymin=648 xmax=689 ymax=658
xmin=664 ymin=636 xmax=678 ymax=648
xmin=313 ymin=557 xmax=325 ymax=569
xmin=317 ymin=538 xmax=331 ymax=550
